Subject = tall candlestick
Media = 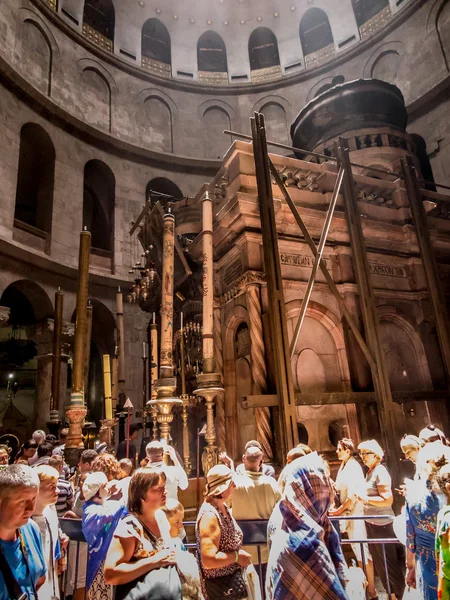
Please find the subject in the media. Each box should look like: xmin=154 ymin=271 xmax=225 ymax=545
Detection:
xmin=83 ymin=302 xmax=93 ymax=398
xmin=65 ymin=229 xmax=91 ymax=466
xmin=150 ymin=322 xmax=158 ymax=400
xmin=111 ymin=355 xmax=118 ymax=410
xmin=202 ymin=191 xmax=214 ymax=373
xmin=50 ymin=288 xmax=63 ymax=414
xmin=103 ymin=354 xmax=113 ymax=420
xmin=160 ymin=212 xmax=175 ymax=379
xmin=116 ymin=288 xmax=126 ymax=404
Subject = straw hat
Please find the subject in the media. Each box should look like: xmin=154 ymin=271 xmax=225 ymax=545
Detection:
xmin=204 ymin=464 xmax=233 ymax=498
xmin=83 ymin=471 xmax=108 ymax=500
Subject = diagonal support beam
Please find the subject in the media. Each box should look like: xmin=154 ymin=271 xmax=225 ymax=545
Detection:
xmin=251 ymin=113 xmax=298 ymax=459
xmin=290 ymin=165 xmax=345 ymax=358
xmin=268 ymin=159 xmax=378 ymax=375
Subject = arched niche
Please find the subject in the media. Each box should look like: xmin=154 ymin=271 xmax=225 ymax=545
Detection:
xmin=81 ymin=67 xmax=112 ymax=131
xmin=351 ymin=0 xmax=390 ymax=29
xmin=248 ymin=27 xmax=280 ymax=73
xmin=437 ymin=1 xmax=450 ymax=73
xmin=300 ymin=8 xmax=334 ymax=59
xmin=14 ymin=123 xmax=55 ymax=243
xmin=82 ymin=0 xmax=115 ymax=49
xmin=83 ymin=159 xmax=115 ymax=253
xmin=259 ymin=102 xmax=288 ymax=145
xmin=141 ymin=18 xmax=171 ymax=64
xmin=18 ymin=19 xmax=53 ymax=96
xmin=143 ymin=96 xmax=173 ymax=153
xmin=370 ymin=50 xmax=401 ymax=82
xmin=197 ymin=31 xmax=228 ymax=78
xmin=146 ymin=177 xmax=183 ymax=207
xmin=0 ymin=280 xmax=53 ymax=324
xmin=202 ymin=106 xmax=231 ymax=159
xmin=296 ymin=348 xmax=327 ymax=392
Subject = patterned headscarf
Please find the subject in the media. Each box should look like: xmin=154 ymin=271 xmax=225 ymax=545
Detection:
xmin=266 ymin=452 xmax=349 ymax=600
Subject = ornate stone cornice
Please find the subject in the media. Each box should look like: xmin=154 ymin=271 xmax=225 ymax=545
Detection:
xmin=218 ymin=270 xmax=266 ymax=305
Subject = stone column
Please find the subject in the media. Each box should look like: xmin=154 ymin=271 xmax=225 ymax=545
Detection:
xmin=246 ymin=283 xmax=273 ymax=461
xmin=148 ymin=211 xmax=181 ymax=442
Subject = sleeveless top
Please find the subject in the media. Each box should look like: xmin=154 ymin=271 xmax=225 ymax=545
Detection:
xmin=196 ymin=501 xmax=243 ymax=599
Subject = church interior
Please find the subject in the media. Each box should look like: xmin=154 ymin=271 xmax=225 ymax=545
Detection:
xmin=1 ymin=0 xmax=450 ymax=480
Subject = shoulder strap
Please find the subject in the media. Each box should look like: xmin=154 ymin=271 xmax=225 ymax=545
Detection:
xmin=0 ymin=542 xmax=26 ymax=600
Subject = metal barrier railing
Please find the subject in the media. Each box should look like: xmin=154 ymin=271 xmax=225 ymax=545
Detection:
xmin=59 ymin=514 xmax=402 ymax=600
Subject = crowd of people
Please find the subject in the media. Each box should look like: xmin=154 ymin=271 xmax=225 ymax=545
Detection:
xmin=1 ymin=424 xmax=450 ymax=600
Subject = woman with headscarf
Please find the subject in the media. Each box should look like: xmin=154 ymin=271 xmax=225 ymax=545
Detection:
xmin=404 ymin=443 xmax=449 ymax=600
xmin=196 ymin=464 xmax=252 ymax=600
xmin=82 ymin=471 xmax=128 ymax=599
xmin=266 ymin=451 xmax=349 ymax=600
xmin=356 ymin=440 xmax=405 ymax=600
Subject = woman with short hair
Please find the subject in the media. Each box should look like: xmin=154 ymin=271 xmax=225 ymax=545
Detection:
xmin=330 ymin=438 xmax=376 ymax=599
xmin=196 ymin=464 xmax=252 ymax=600
xmin=104 ymin=467 xmax=182 ymax=600
xmin=357 ymin=440 xmax=405 ymax=600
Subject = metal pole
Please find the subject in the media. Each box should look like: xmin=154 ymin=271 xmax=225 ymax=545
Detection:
xmin=402 ymin=155 xmax=450 ymax=383
xmin=251 ymin=112 xmax=298 ymax=457
xmin=289 ymin=165 xmax=345 ymax=358
xmin=337 ymin=137 xmax=399 ymax=482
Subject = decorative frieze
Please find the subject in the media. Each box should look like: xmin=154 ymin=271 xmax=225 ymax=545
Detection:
xmin=82 ymin=23 xmax=113 ymax=52
xmin=359 ymin=6 xmax=392 ymax=39
xmin=304 ymin=44 xmax=335 ymax=69
xmin=198 ymin=71 xmax=228 ymax=85
xmin=250 ymin=65 xmax=282 ymax=84
xmin=141 ymin=56 xmax=171 ymax=77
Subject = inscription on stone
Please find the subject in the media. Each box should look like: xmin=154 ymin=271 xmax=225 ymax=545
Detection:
xmin=223 ymin=259 xmax=244 ymax=287
xmin=368 ymin=263 xmax=406 ymax=278
xmin=279 ymin=253 xmax=331 ymax=269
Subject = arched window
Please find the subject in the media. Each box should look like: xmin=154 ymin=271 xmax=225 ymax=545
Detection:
xmin=352 ymin=0 xmax=390 ymax=29
xmin=141 ymin=18 xmax=171 ymax=74
xmin=83 ymin=0 xmax=115 ymax=50
xmin=197 ymin=31 xmax=228 ymax=84
xmin=14 ymin=123 xmax=55 ymax=241
xmin=300 ymin=8 xmax=334 ymax=62
xmin=146 ymin=178 xmax=183 ymax=207
xmin=248 ymin=27 xmax=280 ymax=78
xmin=83 ymin=160 xmax=115 ymax=253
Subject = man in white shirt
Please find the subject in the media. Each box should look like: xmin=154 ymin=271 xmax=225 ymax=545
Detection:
xmin=229 ymin=446 xmax=280 ymax=578
xmin=145 ymin=441 xmax=188 ymax=501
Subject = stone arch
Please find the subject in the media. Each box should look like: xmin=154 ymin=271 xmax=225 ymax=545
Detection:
xmin=285 ymin=299 xmax=356 ymax=451
xmin=377 ymin=306 xmax=432 ymax=391
xmin=351 ymin=0 xmax=389 ymax=29
xmin=83 ymin=159 xmax=115 ymax=253
xmin=435 ymin=0 xmax=450 ymax=70
xmin=197 ymin=31 xmax=228 ymax=74
xmin=201 ymin=105 xmax=232 ymax=160
xmin=16 ymin=10 xmax=59 ymax=96
xmin=370 ymin=50 xmax=401 ymax=82
xmin=146 ymin=178 xmax=183 ymax=206
xmin=80 ymin=66 xmax=113 ymax=132
xmin=363 ymin=41 xmax=405 ymax=78
xmin=0 ymin=280 xmax=54 ymax=323
xmin=223 ymin=304 xmax=250 ymax=458
xmin=253 ymin=95 xmax=291 ymax=147
xmin=307 ymin=75 xmax=346 ymax=101
xmin=299 ymin=8 xmax=334 ymax=58
xmin=141 ymin=18 xmax=171 ymax=65
xmin=248 ymin=27 xmax=280 ymax=72
xmin=142 ymin=96 xmax=173 ymax=153
xmin=14 ymin=123 xmax=55 ymax=242
xmin=82 ymin=0 xmax=115 ymax=48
